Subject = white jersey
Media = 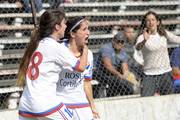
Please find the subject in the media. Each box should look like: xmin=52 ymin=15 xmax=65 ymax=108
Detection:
xmin=19 ymin=37 xmax=81 ymax=117
xmin=57 ymin=42 xmax=93 ymax=108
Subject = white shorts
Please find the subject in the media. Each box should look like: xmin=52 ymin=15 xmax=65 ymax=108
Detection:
xmin=19 ymin=105 xmax=74 ymax=120
xmin=73 ymin=107 xmax=93 ymax=120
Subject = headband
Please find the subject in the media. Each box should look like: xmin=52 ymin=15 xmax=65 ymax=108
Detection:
xmin=69 ymin=18 xmax=85 ymax=32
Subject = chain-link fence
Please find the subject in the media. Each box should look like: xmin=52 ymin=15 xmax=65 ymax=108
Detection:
xmin=0 ymin=0 xmax=180 ymax=110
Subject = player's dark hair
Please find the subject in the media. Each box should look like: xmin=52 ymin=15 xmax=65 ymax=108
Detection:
xmin=17 ymin=10 xmax=66 ymax=87
xmin=63 ymin=16 xmax=86 ymax=40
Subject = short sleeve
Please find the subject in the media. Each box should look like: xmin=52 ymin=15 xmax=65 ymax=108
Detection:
xmin=100 ymin=45 xmax=112 ymax=59
xmin=84 ymin=50 xmax=93 ymax=81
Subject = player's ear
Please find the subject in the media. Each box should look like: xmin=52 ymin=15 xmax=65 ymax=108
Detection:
xmin=55 ymin=24 xmax=61 ymax=31
xmin=70 ymin=32 xmax=75 ymax=38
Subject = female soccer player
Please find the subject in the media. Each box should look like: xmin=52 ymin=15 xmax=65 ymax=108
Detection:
xmin=57 ymin=17 xmax=100 ymax=120
xmin=17 ymin=10 xmax=88 ymax=120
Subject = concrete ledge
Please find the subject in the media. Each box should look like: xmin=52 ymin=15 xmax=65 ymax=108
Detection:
xmin=94 ymin=94 xmax=180 ymax=120
xmin=1 ymin=94 xmax=180 ymax=120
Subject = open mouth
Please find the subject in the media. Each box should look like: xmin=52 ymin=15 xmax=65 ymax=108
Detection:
xmin=85 ymin=36 xmax=89 ymax=44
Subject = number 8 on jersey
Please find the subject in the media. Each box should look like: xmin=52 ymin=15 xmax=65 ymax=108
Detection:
xmin=27 ymin=52 xmax=43 ymax=80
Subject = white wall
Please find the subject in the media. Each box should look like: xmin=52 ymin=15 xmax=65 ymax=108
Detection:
xmin=0 ymin=110 xmax=18 ymax=120
xmin=1 ymin=94 xmax=180 ymax=120
xmin=95 ymin=94 xmax=180 ymax=120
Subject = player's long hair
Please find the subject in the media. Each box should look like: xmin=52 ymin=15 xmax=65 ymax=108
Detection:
xmin=17 ymin=10 xmax=65 ymax=87
xmin=137 ymin=11 xmax=167 ymax=41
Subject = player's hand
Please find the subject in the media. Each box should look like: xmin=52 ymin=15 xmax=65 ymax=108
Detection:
xmin=83 ymin=45 xmax=88 ymax=53
xmin=92 ymin=107 xmax=100 ymax=119
xmin=90 ymin=103 xmax=100 ymax=119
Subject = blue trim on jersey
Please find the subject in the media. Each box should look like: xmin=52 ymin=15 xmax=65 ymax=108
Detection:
xmin=64 ymin=41 xmax=69 ymax=48
xmin=84 ymin=75 xmax=92 ymax=80
xmin=86 ymin=65 xmax=90 ymax=69
xmin=19 ymin=103 xmax=63 ymax=117
xmin=65 ymin=103 xmax=90 ymax=108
